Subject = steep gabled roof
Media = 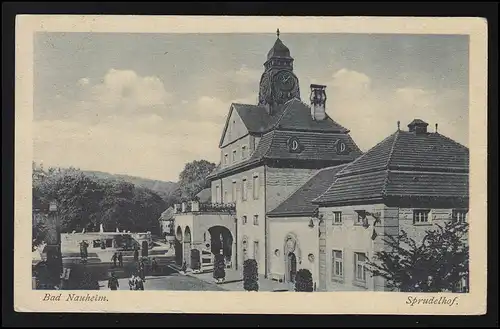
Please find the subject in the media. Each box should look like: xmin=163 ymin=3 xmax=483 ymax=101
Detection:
xmin=268 ymin=164 xmax=347 ymax=217
xmin=313 ymin=123 xmax=470 ymax=206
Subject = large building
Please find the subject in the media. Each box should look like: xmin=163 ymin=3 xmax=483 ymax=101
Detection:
xmin=173 ymin=32 xmax=362 ymax=275
xmin=173 ymin=33 xmax=469 ymax=292
xmin=312 ymin=119 xmax=469 ymax=291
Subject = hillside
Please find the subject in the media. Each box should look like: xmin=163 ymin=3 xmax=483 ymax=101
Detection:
xmin=82 ymin=170 xmax=179 ymax=200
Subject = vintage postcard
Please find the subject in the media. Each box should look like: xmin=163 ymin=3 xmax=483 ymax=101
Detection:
xmin=15 ymin=15 xmax=488 ymax=314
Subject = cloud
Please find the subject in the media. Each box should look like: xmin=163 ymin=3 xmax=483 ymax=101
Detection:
xmin=77 ymin=77 xmax=90 ymax=86
xmin=324 ymin=69 xmax=468 ymax=150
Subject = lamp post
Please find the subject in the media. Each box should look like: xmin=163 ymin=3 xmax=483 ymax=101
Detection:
xmin=46 ymin=201 xmax=62 ymax=288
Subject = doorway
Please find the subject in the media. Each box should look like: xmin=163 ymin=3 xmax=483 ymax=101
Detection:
xmin=287 ymin=252 xmax=297 ymax=283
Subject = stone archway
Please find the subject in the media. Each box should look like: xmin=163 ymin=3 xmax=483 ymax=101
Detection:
xmin=174 ymin=226 xmax=183 ymax=266
xmin=184 ymin=227 xmax=192 ymax=268
xmin=208 ymin=226 xmax=233 ymax=266
xmin=283 ymin=233 xmax=302 ymax=283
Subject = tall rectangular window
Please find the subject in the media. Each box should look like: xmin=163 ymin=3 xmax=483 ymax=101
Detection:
xmin=333 ymin=212 xmax=342 ymax=224
xmin=224 ymin=154 xmax=228 ymax=165
xmin=232 ymin=181 xmax=237 ymax=202
xmin=232 ymin=149 xmax=237 ymax=162
xmin=242 ymin=179 xmax=248 ymax=201
xmin=332 ymin=250 xmax=343 ymax=280
xmin=452 ymin=209 xmax=468 ymax=223
xmin=242 ymin=216 xmax=247 ymax=225
xmin=413 ymin=209 xmax=430 ymax=224
xmin=253 ymin=241 xmax=259 ymax=261
xmin=241 ymin=145 xmax=247 ymax=159
xmin=224 ymin=190 xmax=228 ymax=204
xmin=356 ymin=210 xmax=366 ymax=225
xmin=215 ymin=186 xmax=220 ymax=203
xmin=354 ymin=252 xmax=367 ymax=283
xmin=253 ymin=215 xmax=259 ymax=226
xmin=253 ymin=175 xmax=259 ymax=200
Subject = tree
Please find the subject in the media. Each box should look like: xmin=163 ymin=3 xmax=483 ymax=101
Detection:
xmin=213 ymin=254 xmax=226 ymax=282
xmin=295 ymin=269 xmax=314 ymax=292
xmin=367 ymin=220 xmax=469 ymax=292
xmin=243 ymin=259 xmax=259 ymax=291
xmin=177 ymin=160 xmax=216 ymax=201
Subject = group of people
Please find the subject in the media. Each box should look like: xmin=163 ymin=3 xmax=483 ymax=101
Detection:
xmin=128 ymin=274 xmax=145 ymax=290
xmin=111 ymin=252 xmax=124 ymax=268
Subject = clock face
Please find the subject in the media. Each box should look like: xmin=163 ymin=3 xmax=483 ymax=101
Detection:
xmin=275 ymin=71 xmax=296 ymax=91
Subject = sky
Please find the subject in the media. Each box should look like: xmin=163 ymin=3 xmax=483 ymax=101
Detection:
xmin=33 ymin=32 xmax=469 ymax=182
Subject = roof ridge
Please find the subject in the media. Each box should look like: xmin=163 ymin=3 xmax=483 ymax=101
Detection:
xmin=434 ymin=132 xmax=469 ymax=151
xmin=385 ymin=129 xmax=400 ymax=169
xmin=262 ymin=130 xmax=276 ymax=158
xmin=269 ymin=100 xmax=295 ymax=131
xmin=336 ymin=130 xmax=399 ymax=177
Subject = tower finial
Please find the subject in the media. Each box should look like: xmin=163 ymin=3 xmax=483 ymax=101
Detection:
xmin=277 ymin=28 xmax=280 ymax=39
xmin=435 ymin=123 xmax=438 ymax=133
xmin=397 ymin=121 xmax=400 ymax=131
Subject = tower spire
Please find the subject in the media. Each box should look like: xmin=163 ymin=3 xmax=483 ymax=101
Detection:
xmin=276 ymin=28 xmax=280 ymax=39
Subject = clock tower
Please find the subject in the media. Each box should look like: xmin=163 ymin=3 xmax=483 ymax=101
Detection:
xmin=258 ymin=30 xmax=300 ymax=114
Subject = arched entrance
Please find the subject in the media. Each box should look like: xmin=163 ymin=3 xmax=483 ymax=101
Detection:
xmin=183 ymin=227 xmax=192 ymax=268
xmin=174 ymin=226 xmax=183 ymax=266
xmin=208 ymin=226 xmax=233 ymax=267
xmin=284 ymin=234 xmax=301 ymax=283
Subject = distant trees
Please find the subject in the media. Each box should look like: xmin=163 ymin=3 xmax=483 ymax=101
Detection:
xmin=367 ymin=220 xmax=469 ymax=292
xmin=32 ymin=164 xmax=166 ymax=249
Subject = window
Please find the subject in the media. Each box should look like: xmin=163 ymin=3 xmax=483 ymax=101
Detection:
xmin=242 ymin=216 xmax=247 ymax=225
xmin=333 ymin=212 xmax=342 ymax=224
xmin=253 ymin=241 xmax=259 ymax=261
xmin=354 ymin=252 xmax=367 ymax=283
xmin=413 ymin=209 xmax=430 ymax=224
xmin=242 ymin=178 xmax=248 ymax=201
xmin=253 ymin=175 xmax=259 ymax=200
xmin=232 ymin=181 xmax=237 ymax=202
xmin=356 ymin=210 xmax=367 ymax=225
xmin=241 ymin=145 xmax=247 ymax=159
xmin=224 ymin=154 xmax=228 ymax=165
xmin=215 ymin=186 xmax=220 ymax=203
xmin=452 ymin=209 xmax=468 ymax=223
xmin=224 ymin=190 xmax=228 ymax=203
xmin=232 ymin=149 xmax=237 ymax=162
xmin=253 ymin=215 xmax=259 ymax=226
xmin=332 ymin=250 xmax=343 ymax=280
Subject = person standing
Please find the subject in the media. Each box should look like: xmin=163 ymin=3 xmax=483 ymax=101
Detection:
xmin=133 ymin=248 xmax=139 ymax=263
xmin=128 ymin=274 xmax=136 ymax=291
xmin=135 ymin=276 xmax=144 ymax=291
xmin=107 ymin=273 xmax=119 ymax=291
xmin=151 ymin=258 xmax=158 ymax=274
xmin=111 ymin=252 xmax=118 ymax=268
xmin=118 ymin=252 xmax=123 ymax=268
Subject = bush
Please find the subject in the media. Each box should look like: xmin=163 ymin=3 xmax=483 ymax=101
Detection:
xmin=243 ymin=259 xmax=259 ymax=291
xmin=213 ymin=254 xmax=226 ymax=281
xmin=191 ymin=249 xmax=201 ymax=271
xmin=295 ymin=269 xmax=313 ymax=292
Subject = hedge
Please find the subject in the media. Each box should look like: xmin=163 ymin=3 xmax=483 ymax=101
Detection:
xmin=243 ymin=259 xmax=259 ymax=291
xmin=295 ymin=269 xmax=313 ymax=292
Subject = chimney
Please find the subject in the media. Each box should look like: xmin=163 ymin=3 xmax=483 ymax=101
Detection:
xmin=407 ymin=119 xmax=429 ymax=134
xmin=309 ymin=84 xmax=327 ymax=121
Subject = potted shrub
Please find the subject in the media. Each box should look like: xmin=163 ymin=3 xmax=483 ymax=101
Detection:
xmin=213 ymin=254 xmax=226 ymax=283
xmin=295 ymin=269 xmax=314 ymax=292
xmin=191 ymin=249 xmax=201 ymax=273
xmin=243 ymin=259 xmax=259 ymax=291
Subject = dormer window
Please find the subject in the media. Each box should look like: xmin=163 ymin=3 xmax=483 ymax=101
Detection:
xmin=287 ymin=137 xmax=302 ymax=153
xmin=333 ymin=139 xmax=348 ymax=154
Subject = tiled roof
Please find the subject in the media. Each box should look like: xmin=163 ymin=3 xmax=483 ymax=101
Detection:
xmin=267 ymin=38 xmax=292 ymax=60
xmin=275 ymin=99 xmax=348 ymax=133
xmin=208 ymin=129 xmax=361 ymax=178
xmin=314 ymin=124 xmax=470 ymax=206
xmin=268 ymin=164 xmax=347 ymax=217
xmin=231 ymin=99 xmax=348 ymax=136
xmin=195 ymin=188 xmax=212 ymax=203
xmin=338 ymin=130 xmax=469 ymax=177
